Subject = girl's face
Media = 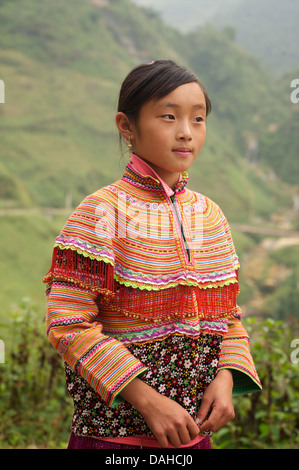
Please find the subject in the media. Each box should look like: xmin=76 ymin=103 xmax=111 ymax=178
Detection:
xmin=129 ymin=82 xmax=207 ymax=189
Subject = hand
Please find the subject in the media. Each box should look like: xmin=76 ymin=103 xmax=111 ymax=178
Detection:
xmin=196 ymin=369 xmax=235 ymax=434
xmin=120 ymin=378 xmax=199 ymax=448
xmin=141 ymin=390 xmax=200 ymax=448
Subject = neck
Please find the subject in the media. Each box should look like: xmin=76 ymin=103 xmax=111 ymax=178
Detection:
xmin=125 ymin=153 xmax=189 ymax=196
xmin=138 ymin=159 xmax=180 ymax=190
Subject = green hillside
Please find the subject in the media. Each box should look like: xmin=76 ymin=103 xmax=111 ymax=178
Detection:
xmin=0 ymin=0 xmax=292 ymax=212
xmin=210 ymin=0 xmax=299 ymax=76
xmin=133 ymin=0 xmax=241 ymax=29
xmin=259 ymin=70 xmax=299 ymax=186
xmin=0 ymin=0 xmax=183 ymax=210
xmin=0 ymin=0 xmax=299 ymax=450
xmin=0 ymin=0 xmax=298 ymax=320
xmin=133 ymin=0 xmax=299 ymax=76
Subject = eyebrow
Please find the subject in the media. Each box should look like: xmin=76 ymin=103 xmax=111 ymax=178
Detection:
xmin=158 ymin=102 xmax=206 ymax=110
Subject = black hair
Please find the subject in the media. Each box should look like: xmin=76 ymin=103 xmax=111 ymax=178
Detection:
xmin=117 ymin=59 xmax=212 ymax=124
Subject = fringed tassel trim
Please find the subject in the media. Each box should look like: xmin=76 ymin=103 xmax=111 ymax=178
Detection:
xmin=43 ymin=246 xmax=115 ymax=302
xmin=116 ymin=280 xmax=240 ymax=323
xmin=44 ymin=247 xmax=240 ymax=322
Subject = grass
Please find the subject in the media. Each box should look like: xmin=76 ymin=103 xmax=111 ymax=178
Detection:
xmin=0 ymin=0 xmax=298 ymax=322
xmin=0 ymin=214 xmax=69 ymax=314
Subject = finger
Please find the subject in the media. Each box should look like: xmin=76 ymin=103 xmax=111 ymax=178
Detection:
xmin=154 ymin=429 xmax=170 ymax=449
xmin=167 ymin=431 xmax=182 ymax=449
xmin=199 ymin=408 xmax=222 ymax=434
xmin=178 ymin=428 xmax=192 ymax=446
xmin=188 ymin=422 xmax=200 ymax=441
xmin=170 ymin=416 xmax=199 ymax=447
xmin=201 ymin=403 xmax=235 ymax=434
xmin=178 ymin=421 xmax=199 ymax=446
xmin=196 ymin=396 xmax=212 ymax=426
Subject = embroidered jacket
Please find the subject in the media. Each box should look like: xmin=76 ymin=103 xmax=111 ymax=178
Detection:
xmin=44 ymin=154 xmax=261 ymax=440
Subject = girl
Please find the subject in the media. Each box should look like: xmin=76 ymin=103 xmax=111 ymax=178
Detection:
xmin=44 ymin=60 xmax=262 ymax=449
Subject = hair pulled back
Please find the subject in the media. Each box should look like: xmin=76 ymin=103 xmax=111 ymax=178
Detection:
xmin=117 ymin=60 xmax=212 ymax=125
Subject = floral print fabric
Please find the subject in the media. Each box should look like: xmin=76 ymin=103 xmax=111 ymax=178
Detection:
xmin=66 ymin=333 xmax=222 ymax=439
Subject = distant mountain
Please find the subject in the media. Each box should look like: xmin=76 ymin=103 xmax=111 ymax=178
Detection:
xmin=133 ymin=0 xmax=299 ymax=76
xmin=211 ymin=0 xmax=299 ymax=76
xmin=1 ymin=0 xmax=291 ymax=216
xmin=0 ymin=0 xmax=296 ymax=221
xmin=0 ymin=0 xmax=297 ymax=313
xmin=133 ymin=0 xmax=241 ymax=29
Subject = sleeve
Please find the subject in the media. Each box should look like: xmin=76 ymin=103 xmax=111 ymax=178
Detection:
xmin=216 ymin=208 xmax=262 ymax=394
xmin=44 ymin=191 xmax=148 ymax=408
xmin=46 ymin=279 xmax=147 ymax=408
xmin=217 ymin=317 xmax=262 ymax=394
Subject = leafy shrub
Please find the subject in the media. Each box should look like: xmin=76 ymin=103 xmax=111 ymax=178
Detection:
xmin=0 ymin=299 xmax=72 ymax=448
xmin=213 ymin=317 xmax=299 ymax=449
xmin=0 ymin=301 xmax=298 ymax=448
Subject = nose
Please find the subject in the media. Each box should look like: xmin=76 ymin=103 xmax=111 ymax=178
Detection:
xmin=177 ymin=120 xmax=192 ymax=141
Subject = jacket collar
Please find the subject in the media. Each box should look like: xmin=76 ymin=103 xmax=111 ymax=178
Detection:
xmin=121 ymin=153 xmax=189 ymax=196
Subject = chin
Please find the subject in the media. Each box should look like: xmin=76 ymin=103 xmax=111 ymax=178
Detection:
xmin=174 ymin=163 xmax=193 ymax=172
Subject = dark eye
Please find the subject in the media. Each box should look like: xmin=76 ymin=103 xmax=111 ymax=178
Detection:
xmin=194 ymin=116 xmax=204 ymax=122
xmin=162 ymin=114 xmax=175 ymax=120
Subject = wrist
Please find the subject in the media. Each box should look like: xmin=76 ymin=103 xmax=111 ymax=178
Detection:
xmin=216 ymin=368 xmax=234 ymax=388
xmin=119 ymin=377 xmax=158 ymax=414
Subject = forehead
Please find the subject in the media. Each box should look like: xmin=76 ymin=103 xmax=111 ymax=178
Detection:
xmin=149 ymin=82 xmax=206 ymax=111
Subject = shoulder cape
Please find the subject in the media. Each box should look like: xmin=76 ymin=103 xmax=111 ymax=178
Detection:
xmin=44 ymin=173 xmax=240 ymax=324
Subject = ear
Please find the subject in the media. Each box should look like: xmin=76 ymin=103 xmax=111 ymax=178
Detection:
xmin=115 ymin=112 xmax=135 ymax=143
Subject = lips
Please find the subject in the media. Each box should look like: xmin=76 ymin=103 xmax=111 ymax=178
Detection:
xmin=172 ymin=147 xmax=192 ymax=156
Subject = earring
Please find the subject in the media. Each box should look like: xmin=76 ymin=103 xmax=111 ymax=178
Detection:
xmin=127 ymin=137 xmax=133 ymax=151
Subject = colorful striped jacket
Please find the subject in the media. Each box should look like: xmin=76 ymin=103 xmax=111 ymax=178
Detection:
xmin=44 ymin=153 xmax=261 ymax=440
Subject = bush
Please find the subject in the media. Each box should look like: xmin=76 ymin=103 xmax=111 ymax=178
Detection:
xmin=212 ymin=317 xmax=299 ymax=449
xmin=0 ymin=299 xmax=72 ymax=448
xmin=0 ymin=300 xmax=298 ymax=448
